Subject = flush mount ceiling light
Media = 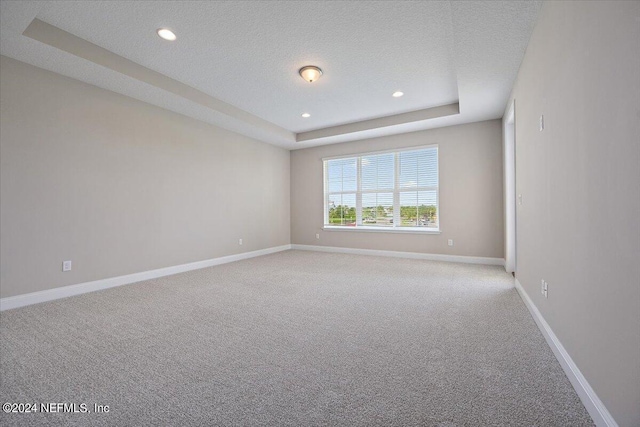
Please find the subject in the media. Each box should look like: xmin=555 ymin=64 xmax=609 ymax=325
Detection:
xmin=299 ymin=66 xmax=323 ymax=83
xmin=157 ymin=28 xmax=176 ymax=41
xmin=392 ymin=91 xmax=404 ymax=97
xmin=301 ymin=113 xmax=311 ymax=118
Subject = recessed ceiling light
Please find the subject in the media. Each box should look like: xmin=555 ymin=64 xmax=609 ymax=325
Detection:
xmin=392 ymin=91 xmax=404 ymax=98
xmin=301 ymin=113 xmax=311 ymax=118
xmin=157 ymin=28 xmax=176 ymax=41
xmin=299 ymin=66 xmax=323 ymax=83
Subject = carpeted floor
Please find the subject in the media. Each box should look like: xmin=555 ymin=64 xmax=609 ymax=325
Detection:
xmin=0 ymin=250 xmax=593 ymax=426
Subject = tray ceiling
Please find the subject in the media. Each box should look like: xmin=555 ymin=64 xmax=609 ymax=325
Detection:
xmin=0 ymin=1 xmax=541 ymax=149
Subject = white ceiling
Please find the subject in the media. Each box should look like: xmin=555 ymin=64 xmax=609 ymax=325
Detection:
xmin=0 ymin=1 xmax=541 ymax=149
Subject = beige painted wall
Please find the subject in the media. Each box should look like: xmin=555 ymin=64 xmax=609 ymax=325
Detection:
xmin=506 ymin=1 xmax=640 ymax=425
xmin=291 ymin=120 xmax=504 ymax=258
xmin=0 ymin=56 xmax=290 ymax=299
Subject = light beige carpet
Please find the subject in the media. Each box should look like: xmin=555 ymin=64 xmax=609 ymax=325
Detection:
xmin=0 ymin=250 xmax=593 ymax=426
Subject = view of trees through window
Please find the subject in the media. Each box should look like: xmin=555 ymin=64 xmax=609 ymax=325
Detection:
xmin=324 ymin=147 xmax=438 ymax=230
xmin=328 ymin=205 xmax=356 ymax=225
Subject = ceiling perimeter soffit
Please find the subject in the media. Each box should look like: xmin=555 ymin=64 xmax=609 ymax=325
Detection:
xmin=19 ymin=16 xmax=461 ymax=147
xmin=21 ymin=18 xmax=295 ymax=144
xmin=297 ymin=103 xmax=460 ymax=142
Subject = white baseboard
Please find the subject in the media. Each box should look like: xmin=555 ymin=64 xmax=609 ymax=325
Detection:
xmin=0 ymin=244 xmax=292 ymax=312
xmin=291 ymin=244 xmax=504 ymax=266
xmin=514 ymin=279 xmax=618 ymax=427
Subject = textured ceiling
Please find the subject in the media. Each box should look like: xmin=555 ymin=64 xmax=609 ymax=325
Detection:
xmin=0 ymin=1 xmax=541 ymax=149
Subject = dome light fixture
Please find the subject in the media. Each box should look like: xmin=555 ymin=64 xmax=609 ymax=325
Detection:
xmin=392 ymin=91 xmax=404 ymax=98
xmin=301 ymin=113 xmax=311 ymax=118
xmin=299 ymin=66 xmax=323 ymax=83
xmin=157 ymin=28 xmax=177 ymax=41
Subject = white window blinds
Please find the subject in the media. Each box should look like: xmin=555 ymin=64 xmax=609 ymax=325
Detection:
xmin=324 ymin=146 xmax=439 ymax=231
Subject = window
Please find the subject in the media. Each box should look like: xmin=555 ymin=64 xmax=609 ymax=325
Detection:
xmin=323 ymin=145 xmax=439 ymax=232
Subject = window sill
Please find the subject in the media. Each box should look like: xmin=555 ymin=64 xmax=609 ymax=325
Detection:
xmin=323 ymin=226 xmax=441 ymax=234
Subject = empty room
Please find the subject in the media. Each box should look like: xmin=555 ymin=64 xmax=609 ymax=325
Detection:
xmin=1 ymin=1 xmax=638 ymax=426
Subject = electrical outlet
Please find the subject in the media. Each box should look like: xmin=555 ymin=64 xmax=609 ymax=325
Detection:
xmin=62 ymin=260 xmax=72 ymax=272
xmin=518 ymin=194 xmax=523 ymax=206
xmin=238 ymin=238 xmax=243 ymax=245
xmin=539 ymin=114 xmax=545 ymax=131
xmin=447 ymin=239 xmax=454 ymax=246
xmin=541 ymin=279 xmax=548 ymax=298
xmin=316 ymin=233 xmax=320 ymax=240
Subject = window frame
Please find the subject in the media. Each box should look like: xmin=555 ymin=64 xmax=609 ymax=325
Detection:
xmin=322 ymin=144 xmax=440 ymax=234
